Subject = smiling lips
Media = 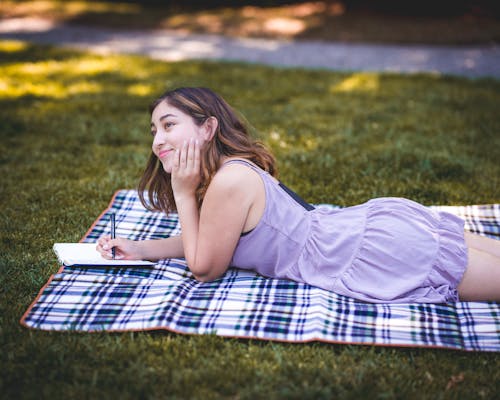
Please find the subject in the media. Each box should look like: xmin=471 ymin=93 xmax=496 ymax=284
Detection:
xmin=159 ymin=149 xmax=174 ymax=159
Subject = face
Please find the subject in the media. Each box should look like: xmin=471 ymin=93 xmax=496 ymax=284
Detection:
xmin=150 ymin=101 xmax=207 ymax=173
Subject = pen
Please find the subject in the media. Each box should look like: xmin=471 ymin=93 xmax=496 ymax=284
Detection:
xmin=110 ymin=212 xmax=116 ymax=259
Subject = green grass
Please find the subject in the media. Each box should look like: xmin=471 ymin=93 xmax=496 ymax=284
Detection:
xmin=1 ymin=40 xmax=500 ymax=399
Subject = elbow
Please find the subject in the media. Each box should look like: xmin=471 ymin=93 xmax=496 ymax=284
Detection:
xmin=190 ymin=261 xmax=227 ymax=283
xmin=193 ymin=273 xmax=217 ymax=283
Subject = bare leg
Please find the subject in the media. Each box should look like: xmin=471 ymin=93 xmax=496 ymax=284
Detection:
xmin=457 ymin=248 xmax=500 ymax=301
xmin=464 ymin=231 xmax=500 ymax=257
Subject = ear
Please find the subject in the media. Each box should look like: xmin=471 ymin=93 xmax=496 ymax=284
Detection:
xmin=201 ymin=116 xmax=218 ymax=141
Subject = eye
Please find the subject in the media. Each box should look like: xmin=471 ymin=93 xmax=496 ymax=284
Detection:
xmin=150 ymin=129 xmax=156 ymax=137
xmin=164 ymin=122 xmax=175 ymax=129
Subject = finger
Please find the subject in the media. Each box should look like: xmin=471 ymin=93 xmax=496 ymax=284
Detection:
xmin=97 ymin=238 xmax=109 ymax=254
xmin=100 ymin=237 xmax=117 ymax=251
xmin=193 ymin=139 xmax=201 ymax=172
xmin=101 ymin=246 xmax=117 ymax=259
xmin=172 ymin=147 xmax=180 ymax=172
xmin=97 ymin=235 xmax=111 ymax=246
xmin=97 ymin=242 xmax=113 ymax=259
xmin=96 ymin=242 xmax=104 ymax=254
xmin=187 ymin=138 xmax=195 ymax=168
xmin=108 ymin=238 xmax=125 ymax=260
xmin=107 ymin=238 xmax=122 ymax=250
xmin=101 ymin=251 xmax=113 ymax=260
xmin=180 ymin=140 xmax=188 ymax=168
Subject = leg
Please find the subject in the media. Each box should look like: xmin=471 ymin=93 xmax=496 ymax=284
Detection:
xmin=464 ymin=231 xmax=500 ymax=257
xmin=457 ymin=248 xmax=500 ymax=301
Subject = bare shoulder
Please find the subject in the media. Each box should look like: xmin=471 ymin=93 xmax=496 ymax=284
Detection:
xmin=205 ymin=162 xmax=262 ymax=203
xmin=204 ymin=161 xmax=266 ymax=233
xmin=211 ymin=162 xmax=261 ymax=190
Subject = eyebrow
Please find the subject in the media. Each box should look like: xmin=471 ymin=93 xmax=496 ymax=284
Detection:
xmin=159 ymin=113 xmax=177 ymax=121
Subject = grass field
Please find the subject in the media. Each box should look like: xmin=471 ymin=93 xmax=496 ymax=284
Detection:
xmin=1 ymin=40 xmax=499 ymax=399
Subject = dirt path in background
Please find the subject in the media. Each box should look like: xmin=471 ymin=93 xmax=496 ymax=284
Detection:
xmin=1 ymin=17 xmax=499 ymax=78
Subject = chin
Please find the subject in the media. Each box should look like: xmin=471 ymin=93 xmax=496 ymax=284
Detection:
xmin=161 ymin=162 xmax=173 ymax=174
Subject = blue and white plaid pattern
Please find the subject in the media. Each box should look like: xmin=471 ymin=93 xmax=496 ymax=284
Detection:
xmin=21 ymin=190 xmax=500 ymax=351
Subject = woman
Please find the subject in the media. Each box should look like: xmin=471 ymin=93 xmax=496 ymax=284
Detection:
xmin=97 ymin=87 xmax=500 ymax=303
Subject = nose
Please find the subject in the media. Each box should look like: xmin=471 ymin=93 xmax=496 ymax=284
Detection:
xmin=152 ymin=129 xmax=166 ymax=149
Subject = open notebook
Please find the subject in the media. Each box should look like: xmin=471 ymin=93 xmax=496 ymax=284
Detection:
xmin=53 ymin=243 xmax=156 ymax=267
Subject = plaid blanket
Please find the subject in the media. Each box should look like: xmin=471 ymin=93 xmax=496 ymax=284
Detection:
xmin=21 ymin=190 xmax=500 ymax=352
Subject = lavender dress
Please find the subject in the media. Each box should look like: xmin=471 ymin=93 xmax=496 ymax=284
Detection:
xmin=228 ymin=160 xmax=468 ymax=303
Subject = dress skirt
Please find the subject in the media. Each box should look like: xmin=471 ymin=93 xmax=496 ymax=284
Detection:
xmin=297 ymin=198 xmax=468 ymax=303
xmin=333 ymin=198 xmax=468 ymax=302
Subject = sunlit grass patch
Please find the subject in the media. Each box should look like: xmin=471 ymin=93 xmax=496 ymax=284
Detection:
xmin=0 ymin=54 xmax=162 ymax=99
xmin=1 ymin=41 xmax=500 ymax=399
xmin=332 ymin=73 xmax=380 ymax=92
xmin=0 ymin=40 xmax=29 ymax=53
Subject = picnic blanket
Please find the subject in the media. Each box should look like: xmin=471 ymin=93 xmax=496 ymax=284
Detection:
xmin=21 ymin=190 xmax=500 ymax=352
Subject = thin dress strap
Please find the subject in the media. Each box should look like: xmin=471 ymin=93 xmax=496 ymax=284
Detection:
xmin=222 ymin=158 xmax=262 ymax=172
xmin=222 ymin=158 xmax=314 ymax=211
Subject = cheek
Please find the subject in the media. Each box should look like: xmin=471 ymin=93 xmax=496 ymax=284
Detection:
xmin=161 ymin=158 xmax=173 ymax=174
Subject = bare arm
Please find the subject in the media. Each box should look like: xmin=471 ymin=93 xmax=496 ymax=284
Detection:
xmin=134 ymin=235 xmax=184 ymax=260
xmin=97 ymin=235 xmax=184 ymax=261
xmin=185 ymin=171 xmax=253 ymax=281
xmin=172 ymin=139 xmax=256 ymax=282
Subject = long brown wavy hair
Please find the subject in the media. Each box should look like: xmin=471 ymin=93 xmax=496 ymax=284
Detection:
xmin=138 ymin=87 xmax=277 ymax=214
